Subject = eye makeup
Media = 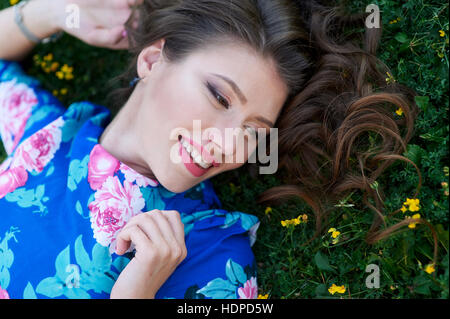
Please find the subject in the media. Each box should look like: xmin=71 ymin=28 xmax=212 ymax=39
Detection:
xmin=205 ymin=80 xmax=230 ymax=109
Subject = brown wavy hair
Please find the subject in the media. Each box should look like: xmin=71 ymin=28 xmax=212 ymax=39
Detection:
xmin=257 ymin=0 xmax=437 ymax=264
xmin=106 ymin=0 xmax=437 ymax=264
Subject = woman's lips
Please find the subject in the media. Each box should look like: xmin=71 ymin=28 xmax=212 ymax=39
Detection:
xmin=178 ymin=139 xmax=213 ymax=178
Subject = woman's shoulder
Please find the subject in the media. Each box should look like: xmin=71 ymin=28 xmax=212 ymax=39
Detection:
xmin=0 ymin=58 xmax=111 ymax=156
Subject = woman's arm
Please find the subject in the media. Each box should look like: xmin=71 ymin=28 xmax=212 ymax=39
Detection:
xmin=0 ymin=0 xmax=139 ymax=62
xmin=0 ymin=0 xmax=63 ymax=61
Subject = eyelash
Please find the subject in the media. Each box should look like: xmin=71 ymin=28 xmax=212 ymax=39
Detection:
xmin=206 ymin=81 xmax=230 ymax=109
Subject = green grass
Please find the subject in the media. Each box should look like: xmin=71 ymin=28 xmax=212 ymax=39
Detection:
xmin=1 ymin=0 xmax=448 ymax=298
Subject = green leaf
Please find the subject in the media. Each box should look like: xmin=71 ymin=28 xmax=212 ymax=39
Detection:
xmin=36 ymin=277 xmax=64 ymax=298
xmin=91 ymin=243 xmax=111 ymax=272
xmin=394 ymin=32 xmax=409 ymax=43
xmin=74 ymin=235 xmax=91 ymax=272
xmin=315 ymin=283 xmax=328 ymax=297
xmin=35 ymin=185 xmax=45 ymax=200
xmin=314 ymin=251 xmax=335 ymax=273
xmin=404 ymin=144 xmax=425 ymax=165
xmin=55 ymin=245 xmax=71 ymax=281
xmin=225 ymin=258 xmax=247 ymax=285
xmin=415 ymin=96 xmax=430 ymax=112
xmin=196 ymin=278 xmax=237 ymax=299
xmin=413 ymin=276 xmax=432 ymax=295
xmin=23 ymin=282 xmax=37 ymax=299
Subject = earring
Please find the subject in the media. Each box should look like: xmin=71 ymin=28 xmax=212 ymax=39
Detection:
xmin=129 ymin=76 xmax=142 ymax=88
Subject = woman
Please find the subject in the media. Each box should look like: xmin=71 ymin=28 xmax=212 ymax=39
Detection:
xmin=0 ymin=0 xmax=427 ymax=299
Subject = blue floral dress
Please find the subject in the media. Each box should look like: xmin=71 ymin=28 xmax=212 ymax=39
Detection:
xmin=0 ymin=59 xmax=260 ymax=299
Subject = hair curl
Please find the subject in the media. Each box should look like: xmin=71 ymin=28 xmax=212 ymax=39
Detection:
xmin=256 ymin=0 xmax=437 ymax=264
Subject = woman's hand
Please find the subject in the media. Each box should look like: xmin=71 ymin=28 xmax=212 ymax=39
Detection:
xmin=110 ymin=210 xmax=187 ymax=299
xmin=56 ymin=0 xmax=143 ymax=50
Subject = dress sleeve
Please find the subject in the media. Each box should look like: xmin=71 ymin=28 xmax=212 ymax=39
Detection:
xmin=0 ymin=59 xmax=65 ymax=156
xmin=155 ymin=208 xmax=261 ymax=299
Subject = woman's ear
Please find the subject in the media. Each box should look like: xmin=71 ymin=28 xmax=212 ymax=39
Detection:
xmin=137 ymin=38 xmax=166 ymax=81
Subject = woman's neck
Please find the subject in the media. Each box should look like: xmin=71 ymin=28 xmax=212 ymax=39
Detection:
xmin=98 ymin=91 xmax=158 ymax=181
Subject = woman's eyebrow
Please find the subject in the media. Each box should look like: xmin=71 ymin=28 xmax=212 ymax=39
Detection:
xmin=255 ymin=116 xmax=274 ymax=128
xmin=209 ymin=73 xmax=274 ymax=128
xmin=210 ymin=73 xmax=248 ymax=105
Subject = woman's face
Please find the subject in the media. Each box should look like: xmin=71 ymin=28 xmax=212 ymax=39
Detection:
xmin=132 ymin=39 xmax=289 ymax=193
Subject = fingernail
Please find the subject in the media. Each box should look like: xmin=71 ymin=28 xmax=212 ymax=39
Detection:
xmin=122 ymin=30 xmax=128 ymax=38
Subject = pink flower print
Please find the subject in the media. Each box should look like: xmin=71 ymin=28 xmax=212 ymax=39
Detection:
xmin=88 ymin=175 xmax=145 ymax=254
xmin=0 ymin=157 xmax=12 ymax=174
xmin=237 ymin=277 xmax=258 ymax=299
xmin=0 ymin=285 xmax=10 ymax=299
xmin=87 ymin=144 xmax=120 ymax=190
xmin=0 ymin=166 xmax=28 ymax=198
xmin=0 ymin=79 xmax=37 ymax=154
xmin=120 ymin=163 xmax=159 ymax=187
xmin=11 ymin=117 xmax=64 ymax=173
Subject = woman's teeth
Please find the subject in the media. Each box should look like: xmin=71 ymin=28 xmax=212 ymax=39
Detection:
xmin=181 ymin=139 xmax=212 ymax=169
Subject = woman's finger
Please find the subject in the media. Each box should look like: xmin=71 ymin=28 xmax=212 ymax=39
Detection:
xmin=151 ymin=211 xmax=185 ymax=261
xmin=161 ymin=210 xmax=186 ymax=249
xmin=85 ymin=25 xmax=126 ymax=48
xmin=115 ymin=224 xmax=151 ymax=255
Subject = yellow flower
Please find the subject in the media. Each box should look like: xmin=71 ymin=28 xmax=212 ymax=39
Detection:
xmin=257 ymin=294 xmax=269 ymax=299
xmin=50 ymin=62 xmax=60 ymax=72
xmin=406 ymin=213 xmax=421 ymax=229
xmin=56 ymin=64 xmax=74 ymax=80
xmin=424 ymin=263 xmax=435 ymax=274
xmin=439 ymin=30 xmax=445 ymax=37
xmin=65 ymin=73 xmax=74 ymax=80
xmin=389 ymin=19 xmax=398 ymax=24
xmin=395 ymin=107 xmax=404 ymax=116
xmin=331 ymin=230 xmax=340 ymax=238
xmin=400 ymin=205 xmax=407 ymax=213
xmin=281 ymin=216 xmax=302 ymax=227
xmin=328 ymin=228 xmax=340 ymax=238
xmin=328 ymin=284 xmax=346 ymax=295
xmin=402 ymin=198 xmax=420 ymax=212
xmin=265 ymin=207 xmax=272 ymax=215
xmin=10 ymin=0 xmax=19 ymax=6
xmin=60 ymin=88 xmax=68 ymax=95
xmin=385 ymin=72 xmax=395 ymax=84
xmin=56 ymin=71 xmax=65 ymax=80
xmin=301 ymin=214 xmax=308 ymax=222
xmin=61 ymin=64 xmax=73 ymax=73
xmin=43 ymin=53 xmax=53 ymax=62
xmin=52 ymin=90 xmax=59 ymax=96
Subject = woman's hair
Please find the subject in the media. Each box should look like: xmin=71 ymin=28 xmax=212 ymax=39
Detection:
xmin=106 ymin=0 xmax=437 ymax=263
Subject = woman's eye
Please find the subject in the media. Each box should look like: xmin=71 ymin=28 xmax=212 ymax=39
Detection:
xmin=245 ymin=126 xmax=258 ymax=140
xmin=206 ymin=82 xmax=230 ymax=109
